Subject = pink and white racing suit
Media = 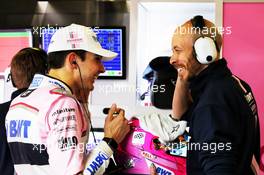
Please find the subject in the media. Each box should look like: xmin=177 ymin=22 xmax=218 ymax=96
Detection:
xmin=5 ymin=74 xmax=112 ymax=175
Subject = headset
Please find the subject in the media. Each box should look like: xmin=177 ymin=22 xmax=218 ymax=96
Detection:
xmin=191 ymin=15 xmax=219 ymax=64
xmin=72 ymin=58 xmax=97 ymax=144
xmin=72 ymin=60 xmax=77 ymax=65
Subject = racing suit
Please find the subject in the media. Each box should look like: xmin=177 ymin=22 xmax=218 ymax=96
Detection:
xmin=5 ymin=74 xmax=113 ymax=175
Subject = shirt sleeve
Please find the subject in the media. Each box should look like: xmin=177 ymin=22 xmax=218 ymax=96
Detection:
xmin=45 ymin=96 xmax=88 ymax=175
xmin=83 ymin=141 xmax=113 ymax=175
xmin=192 ymin=105 xmax=239 ymax=175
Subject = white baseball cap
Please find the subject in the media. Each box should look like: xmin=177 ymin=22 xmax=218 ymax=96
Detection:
xmin=47 ymin=24 xmax=117 ymax=61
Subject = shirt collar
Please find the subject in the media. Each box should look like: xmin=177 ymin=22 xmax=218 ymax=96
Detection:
xmin=29 ymin=74 xmax=73 ymax=94
xmin=11 ymin=88 xmax=27 ymax=100
xmin=189 ymin=58 xmax=232 ymax=101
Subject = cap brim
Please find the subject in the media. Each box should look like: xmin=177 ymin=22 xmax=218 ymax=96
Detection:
xmin=93 ymin=48 xmax=118 ymax=61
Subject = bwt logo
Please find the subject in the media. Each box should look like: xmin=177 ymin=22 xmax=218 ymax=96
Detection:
xmin=156 ymin=166 xmax=173 ymax=175
xmin=6 ymin=120 xmax=31 ymax=138
xmin=85 ymin=152 xmax=109 ymax=174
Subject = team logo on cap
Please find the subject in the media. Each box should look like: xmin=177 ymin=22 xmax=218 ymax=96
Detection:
xmin=67 ymin=31 xmax=83 ymax=48
xmin=69 ymin=31 xmax=77 ymax=39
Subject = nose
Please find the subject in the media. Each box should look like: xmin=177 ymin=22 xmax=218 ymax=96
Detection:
xmin=170 ymin=54 xmax=177 ymax=65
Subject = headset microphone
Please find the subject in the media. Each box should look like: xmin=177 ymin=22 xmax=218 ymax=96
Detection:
xmin=75 ymin=58 xmax=97 ymax=144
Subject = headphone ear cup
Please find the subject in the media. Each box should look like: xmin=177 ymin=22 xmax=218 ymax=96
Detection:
xmin=193 ymin=36 xmax=218 ymax=64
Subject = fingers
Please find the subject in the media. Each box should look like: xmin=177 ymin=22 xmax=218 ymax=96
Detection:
xmin=150 ymin=163 xmax=157 ymax=175
xmin=106 ymin=104 xmax=117 ymax=122
xmin=106 ymin=104 xmax=126 ymax=124
xmin=114 ymin=107 xmax=122 ymax=113
xmin=117 ymin=109 xmax=125 ymax=118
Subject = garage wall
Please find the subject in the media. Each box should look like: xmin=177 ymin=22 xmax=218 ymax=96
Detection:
xmin=223 ymin=2 xmax=264 ymax=173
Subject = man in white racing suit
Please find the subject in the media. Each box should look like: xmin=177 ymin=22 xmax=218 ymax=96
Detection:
xmin=5 ymin=24 xmax=130 ymax=175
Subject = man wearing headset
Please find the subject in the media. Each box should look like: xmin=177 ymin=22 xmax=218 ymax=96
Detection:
xmin=170 ymin=16 xmax=260 ymax=174
xmin=5 ymin=24 xmax=130 ymax=175
xmin=0 ymin=47 xmax=47 ymax=175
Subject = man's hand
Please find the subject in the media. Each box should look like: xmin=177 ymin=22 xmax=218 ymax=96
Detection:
xmin=172 ymin=69 xmax=191 ymax=120
xmin=104 ymin=104 xmax=130 ymax=144
xmin=150 ymin=163 xmax=157 ymax=175
xmin=177 ymin=67 xmax=189 ymax=82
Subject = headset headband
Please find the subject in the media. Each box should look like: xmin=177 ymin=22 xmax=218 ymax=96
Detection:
xmin=191 ymin=15 xmax=205 ymax=29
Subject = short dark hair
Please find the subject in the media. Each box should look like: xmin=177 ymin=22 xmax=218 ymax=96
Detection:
xmin=47 ymin=50 xmax=87 ymax=69
xmin=11 ymin=47 xmax=48 ymax=89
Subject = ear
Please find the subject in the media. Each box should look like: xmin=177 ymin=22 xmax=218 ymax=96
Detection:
xmin=66 ymin=52 xmax=78 ymax=69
